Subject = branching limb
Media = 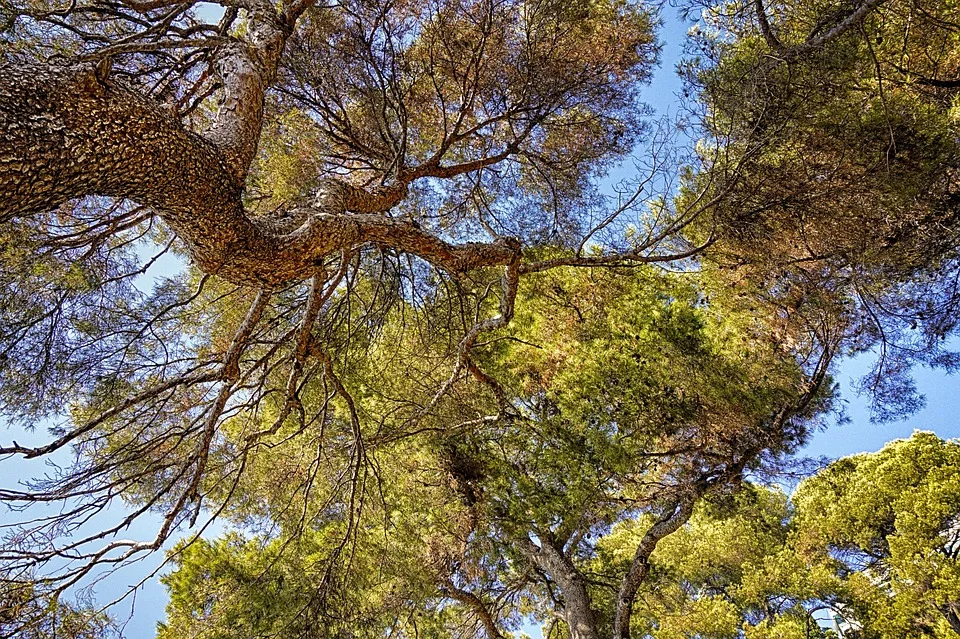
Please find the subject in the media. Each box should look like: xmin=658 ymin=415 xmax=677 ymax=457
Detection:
xmin=755 ymin=0 xmax=888 ymax=59
xmin=612 ymin=498 xmax=696 ymax=639
xmin=754 ymin=0 xmax=784 ymax=51
xmin=185 ymin=288 xmax=271 ymax=513
xmin=517 ymin=535 xmax=600 ymax=639
xmin=246 ymin=251 xmax=350 ymax=442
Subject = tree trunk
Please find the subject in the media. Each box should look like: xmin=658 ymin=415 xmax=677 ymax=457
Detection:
xmin=613 ymin=499 xmax=695 ymax=639
xmin=519 ymin=537 xmax=600 ymax=639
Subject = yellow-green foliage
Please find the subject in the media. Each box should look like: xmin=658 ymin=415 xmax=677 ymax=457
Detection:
xmin=591 ymin=433 xmax=960 ymax=639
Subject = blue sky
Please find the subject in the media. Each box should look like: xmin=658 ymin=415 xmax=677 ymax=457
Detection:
xmin=1 ymin=3 xmax=959 ymax=637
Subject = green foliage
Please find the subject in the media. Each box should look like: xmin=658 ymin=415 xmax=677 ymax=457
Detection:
xmin=687 ymin=0 xmax=960 ymax=418
xmin=157 ymin=435 xmax=504 ymax=638
xmin=6 ymin=2 xmax=960 ymax=638
xmin=590 ymin=433 xmax=960 ymax=639
xmin=0 ymin=580 xmax=118 ymax=639
xmin=791 ymin=431 xmax=960 ymax=637
xmin=156 ymin=262 xmax=828 ymax=637
xmin=471 ymin=265 xmax=818 ymax=533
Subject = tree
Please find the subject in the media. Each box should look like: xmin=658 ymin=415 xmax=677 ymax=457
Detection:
xmin=156 ymin=264 xmax=832 ymax=639
xmin=685 ymin=0 xmax=960 ymax=418
xmin=0 ymin=579 xmax=119 ymax=639
xmin=0 ymin=0 xmax=959 ymax=637
xmin=593 ymin=432 xmax=960 ymax=639
xmin=791 ymin=431 xmax=960 ymax=637
xmin=594 ymin=486 xmax=835 ymax=639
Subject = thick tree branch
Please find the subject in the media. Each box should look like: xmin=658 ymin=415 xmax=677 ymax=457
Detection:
xmin=120 ymin=0 xmax=193 ymax=10
xmin=610 ymin=363 xmax=835 ymax=639
xmin=114 ymin=0 xmax=287 ymax=180
xmin=612 ymin=499 xmax=696 ymax=639
xmin=201 ymin=2 xmax=288 ymax=179
xmin=757 ymin=0 xmax=887 ymax=59
xmin=754 ymin=0 xmax=784 ymax=51
xmin=0 ymin=63 xmax=519 ymax=286
xmin=802 ymin=0 xmax=886 ymax=51
xmin=441 ymin=582 xmax=507 ymax=639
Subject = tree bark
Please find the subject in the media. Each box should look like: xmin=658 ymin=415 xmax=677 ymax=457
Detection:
xmin=612 ymin=499 xmax=695 ymax=639
xmin=518 ymin=536 xmax=600 ymax=639
xmin=442 ymin=583 xmax=507 ymax=639
xmin=0 ymin=62 xmax=518 ymax=286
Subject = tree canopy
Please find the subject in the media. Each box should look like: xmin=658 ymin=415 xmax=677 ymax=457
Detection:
xmin=1 ymin=0 xmax=960 ymax=637
xmin=598 ymin=431 xmax=960 ymax=638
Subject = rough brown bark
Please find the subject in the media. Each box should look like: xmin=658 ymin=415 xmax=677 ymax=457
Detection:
xmin=0 ymin=62 xmax=248 ymax=267
xmin=0 ymin=62 xmax=518 ymax=286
